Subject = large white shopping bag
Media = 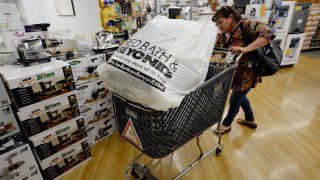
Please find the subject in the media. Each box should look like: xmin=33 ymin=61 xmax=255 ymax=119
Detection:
xmin=97 ymin=16 xmax=217 ymax=111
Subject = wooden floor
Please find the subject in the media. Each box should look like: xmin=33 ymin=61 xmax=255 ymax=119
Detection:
xmin=61 ymin=54 xmax=320 ymax=180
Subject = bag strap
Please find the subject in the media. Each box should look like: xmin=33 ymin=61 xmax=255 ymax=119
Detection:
xmin=239 ymin=20 xmax=253 ymax=46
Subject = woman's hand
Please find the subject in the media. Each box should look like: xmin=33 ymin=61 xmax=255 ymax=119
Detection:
xmin=230 ymin=46 xmax=248 ymax=54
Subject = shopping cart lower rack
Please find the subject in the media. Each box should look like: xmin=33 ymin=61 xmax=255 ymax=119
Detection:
xmin=113 ymin=50 xmax=240 ymax=179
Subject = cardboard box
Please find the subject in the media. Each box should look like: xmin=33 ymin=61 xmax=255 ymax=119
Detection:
xmin=0 ymin=76 xmax=11 ymax=108
xmin=0 ymin=60 xmax=76 ymax=109
xmin=87 ymin=54 xmax=106 ymax=67
xmin=39 ymin=139 xmax=91 ymax=180
xmin=0 ymin=144 xmax=42 ymax=180
xmin=17 ymin=168 xmax=43 ymax=180
xmin=0 ymin=105 xmax=20 ymax=141
xmin=282 ymin=33 xmax=305 ymax=66
xmin=84 ymin=97 xmax=114 ymax=128
xmin=0 ymin=132 xmax=27 ymax=156
xmin=88 ymin=120 xmax=116 ymax=146
xmin=17 ymin=92 xmax=81 ymax=138
xmin=274 ymin=1 xmax=295 ymax=35
xmin=30 ymin=117 xmax=87 ymax=160
xmin=76 ymin=81 xmax=111 ymax=109
xmin=64 ymin=57 xmax=99 ymax=86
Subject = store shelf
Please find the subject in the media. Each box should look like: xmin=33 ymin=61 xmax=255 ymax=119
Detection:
xmin=311 ymin=38 xmax=320 ymax=41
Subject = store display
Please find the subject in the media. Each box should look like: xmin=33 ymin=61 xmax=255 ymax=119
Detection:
xmin=30 ymin=117 xmax=87 ymax=160
xmin=97 ymin=16 xmax=217 ymax=111
xmin=274 ymin=34 xmax=288 ymax=51
xmin=303 ymin=3 xmax=320 ymax=50
xmin=0 ymin=61 xmax=75 ymax=109
xmin=274 ymin=1 xmax=295 ymax=34
xmin=289 ymin=3 xmax=311 ymax=33
xmin=0 ymin=105 xmax=20 ymax=141
xmin=245 ymin=4 xmax=262 ymax=20
xmin=0 ymin=143 xmax=42 ymax=180
xmin=282 ymin=33 xmax=305 ymax=65
xmin=16 ymin=92 xmax=80 ymax=138
xmin=38 ymin=139 xmax=91 ymax=180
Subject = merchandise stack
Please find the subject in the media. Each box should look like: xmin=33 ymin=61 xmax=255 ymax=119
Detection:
xmin=99 ymin=0 xmax=144 ymax=37
xmin=0 ymin=60 xmax=91 ymax=180
xmin=303 ymin=3 xmax=320 ymax=50
xmin=59 ymin=53 xmax=117 ymax=147
xmin=0 ymin=75 xmax=43 ymax=180
xmin=280 ymin=1 xmax=308 ymax=65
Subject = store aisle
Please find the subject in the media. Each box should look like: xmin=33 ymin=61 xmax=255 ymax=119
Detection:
xmin=60 ymin=54 xmax=320 ymax=180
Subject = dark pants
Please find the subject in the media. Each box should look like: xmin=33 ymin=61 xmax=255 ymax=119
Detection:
xmin=222 ymin=89 xmax=254 ymax=127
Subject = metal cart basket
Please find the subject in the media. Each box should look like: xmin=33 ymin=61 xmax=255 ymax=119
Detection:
xmin=113 ymin=49 xmax=240 ymax=179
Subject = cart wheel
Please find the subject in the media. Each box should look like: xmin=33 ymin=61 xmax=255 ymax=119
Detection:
xmin=131 ymin=164 xmax=150 ymax=179
xmin=215 ymin=144 xmax=224 ymax=156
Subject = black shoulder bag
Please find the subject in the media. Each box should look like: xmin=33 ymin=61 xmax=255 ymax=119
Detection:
xmin=239 ymin=22 xmax=283 ymax=77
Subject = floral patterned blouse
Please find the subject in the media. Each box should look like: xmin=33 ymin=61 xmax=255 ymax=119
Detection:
xmin=215 ymin=18 xmax=274 ymax=91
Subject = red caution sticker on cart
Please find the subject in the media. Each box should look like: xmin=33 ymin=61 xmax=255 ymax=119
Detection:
xmin=122 ymin=119 xmax=143 ymax=150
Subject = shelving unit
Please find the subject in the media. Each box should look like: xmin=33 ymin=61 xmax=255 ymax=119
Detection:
xmin=303 ymin=3 xmax=320 ymax=50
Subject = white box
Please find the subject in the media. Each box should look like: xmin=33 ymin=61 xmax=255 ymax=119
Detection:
xmin=85 ymin=97 xmax=114 ymax=127
xmin=76 ymin=81 xmax=111 ymax=109
xmin=88 ymin=120 xmax=116 ymax=146
xmin=245 ymin=4 xmax=262 ymax=20
xmin=87 ymin=54 xmax=106 ymax=67
xmin=17 ymin=168 xmax=43 ymax=180
xmin=80 ymin=103 xmax=97 ymax=123
xmin=0 ymin=132 xmax=27 ymax=156
xmin=0 ymin=60 xmax=76 ymax=109
xmin=39 ymin=139 xmax=91 ymax=180
xmin=64 ymin=57 xmax=98 ymax=86
xmin=0 ymin=76 xmax=11 ymax=108
xmin=30 ymin=117 xmax=87 ymax=160
xmin=274 ymin=34 xmax=287 ymax=52
xmin=0 ymin=105 xmax=20 ymax=141
xmin=17 ymin=92 xmax=81 ymax=138
xmin=0 ymin=144 xmax=42 ymax=180
xmin=274 ymin=1 xmax=295 ymax=35
xmin=282 ymin=33 xmax=305 ymax=66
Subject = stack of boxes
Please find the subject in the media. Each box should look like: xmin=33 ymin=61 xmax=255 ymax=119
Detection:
xmin=0 ymin=60 xmax=91 ymax=180
xmin=0 ymin=76 xmax=42 ymax=179
xmin=303 ymin=3 xmax=320 ymax=49
xmin=62 ymin=53 xmax=117 ymax=147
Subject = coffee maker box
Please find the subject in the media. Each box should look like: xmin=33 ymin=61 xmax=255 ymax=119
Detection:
xmin=0 ymin=60 xmax=76 ymax=109
xmin=0 ymin=132 xmax=27 ymax=155
xmin=87 ymin=54 xmax=106 ymax=67
xmin=39 ymin=139 xmax=91 ymax=180
xmin=0 ymin=105 xmax=20 ymax=141
xmin=274 ymin=1 xmax=295 ymax=35
xmin=18 ymin=168 xmax=43 ymax=180
xmin=64 ymin=56 xmax=98 ymax=86
xmin=17 ymin=92 xmax=80 ymax=138
xmin=88 ymin=119 xmax=116 ymax=146
xmin=0 ymin=76 xmax=11 ymax=108
xmin=282 ymin=33 xmax=305 ymax=66
xmin=0 ymin=143 xmax=42 ymax=180
xmin=30 ymin=117 xmax=87 ymax=160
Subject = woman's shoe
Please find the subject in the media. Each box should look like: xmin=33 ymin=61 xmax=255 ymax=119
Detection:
xmin=213 ymin=125 xmax=231 ymax=135
xmin=237 ymin=118 xmax=257 ymax=129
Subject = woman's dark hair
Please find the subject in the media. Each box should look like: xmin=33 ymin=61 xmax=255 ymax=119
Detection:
xmin=212 ymin=6 xmax=243 ymax=22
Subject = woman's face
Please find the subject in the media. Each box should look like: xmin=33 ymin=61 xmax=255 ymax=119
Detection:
xmin=215 ymin=16 xmax=233 ymax=33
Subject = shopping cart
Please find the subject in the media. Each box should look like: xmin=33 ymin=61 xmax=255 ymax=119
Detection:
xmin=112 ymin=48 xmax=241 ymax=179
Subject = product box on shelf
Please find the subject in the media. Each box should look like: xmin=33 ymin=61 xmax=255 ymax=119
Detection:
xmin=282 ymin=33 xmax=305 ymax=66
xmin=17 ymin=92 xmax=80 ymax=138
xmin=64 ymin=56 xmax=93 ymax=86
xmin=274 ymin=1 xmax=295 ymax=35
xmin=30 ymin=117 xmax=87 ymax=160
xmin=0 ymin=143 xmax=42 ymax=180
xmin=274 ymin=34 xmax=287 ymax=52
xmin=0 ymin=132 xmax=27 ymax=155
xmin=87 ymin=119 xmax=116 ymax=146
xmin=39 ymin=139 xmax=91 ymax=180
xmin=0 ymin=105 xmax=20 ymax=141
xmin=76 ymin=81 xmax=111 ymax=109
xmin=0 ymin=76 xmax=11 ymax=108
xmin=0 ymin=60 xmax=76 ymax=109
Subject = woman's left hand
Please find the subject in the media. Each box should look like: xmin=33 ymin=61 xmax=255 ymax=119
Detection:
xmin=230 ymin=46 xmax=248 ymax=54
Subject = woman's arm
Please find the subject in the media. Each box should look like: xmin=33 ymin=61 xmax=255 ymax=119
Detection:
xmin=230 ymin=37 xmax=269 ymax=54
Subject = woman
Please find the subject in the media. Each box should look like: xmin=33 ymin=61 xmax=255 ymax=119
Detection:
xmin=212 ymin=6 xmax=275 ymax=134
